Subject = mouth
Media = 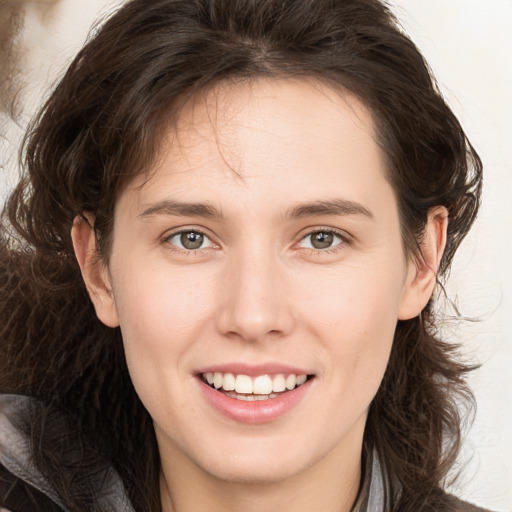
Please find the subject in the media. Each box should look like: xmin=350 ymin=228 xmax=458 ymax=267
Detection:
xmin=201 ymin=372 xmax=313 ymax=401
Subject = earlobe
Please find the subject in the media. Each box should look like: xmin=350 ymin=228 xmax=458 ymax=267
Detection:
xmin=398 ymin=206 xmax=448 ymax=320
xmin=71 ymin=215 xmax=120 ymax=328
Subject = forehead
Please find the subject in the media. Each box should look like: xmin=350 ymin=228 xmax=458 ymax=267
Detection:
xmin=124 ymin=77 xmax=393 ymax=216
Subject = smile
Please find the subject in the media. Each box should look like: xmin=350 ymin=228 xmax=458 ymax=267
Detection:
xmin=202 ymin=372 xmax=310 ymax=401
xmin=197 ymin=368 xmax=315 ymax=423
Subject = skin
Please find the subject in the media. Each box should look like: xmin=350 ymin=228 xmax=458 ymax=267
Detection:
xmin=73 ymin=78 xmax=447 ymax=512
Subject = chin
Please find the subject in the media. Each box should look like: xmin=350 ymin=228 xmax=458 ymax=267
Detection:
xmin=201 ymin=456 xmax=309 ymax=485
xmin=189 ymin=432 xmax=329 ymax=486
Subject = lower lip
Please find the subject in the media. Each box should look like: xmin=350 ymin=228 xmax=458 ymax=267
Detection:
xmin=198 ymin=378 xmax=313 ymax=424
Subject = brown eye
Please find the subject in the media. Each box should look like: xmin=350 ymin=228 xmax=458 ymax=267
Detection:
xmin=298 ymin=230 xmax=345 ymax=251
xmin=310 ymin=231 xmax=334 ymax=249
xmin=166 ymin=230 xmax=215 ymax=251
xmin=180 ymin=231 xmax=204 ymax=249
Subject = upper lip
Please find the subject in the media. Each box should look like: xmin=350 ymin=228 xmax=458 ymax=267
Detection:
xmin=195 ymin=362 xmax=313 ymax=377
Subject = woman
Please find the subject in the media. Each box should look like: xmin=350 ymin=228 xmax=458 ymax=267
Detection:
xmin=0 ymin=0 xmax=486 ymax=510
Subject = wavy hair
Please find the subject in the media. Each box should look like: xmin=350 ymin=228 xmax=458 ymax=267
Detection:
xmin=0 ymin=0 xmax=482 ymax=510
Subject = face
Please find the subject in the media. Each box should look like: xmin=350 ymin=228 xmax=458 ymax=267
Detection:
xmin=81 ymin=78 xmax=432 ymax=488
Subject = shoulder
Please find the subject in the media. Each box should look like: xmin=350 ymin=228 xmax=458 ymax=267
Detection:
xmin=0 ymin=395 xmax=66 ymax=512
xmin=0 ymin=464 xmax=65 ymax=512
xmin=0 ymin=394 xmax=136 ymax=512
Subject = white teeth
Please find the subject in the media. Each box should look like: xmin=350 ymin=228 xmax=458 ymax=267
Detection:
xmin=203 ymin=372 xmax=309 ymax=395
xmin=285 ymin=374 xmax=297 ymax=390
xmin=296 ymin=374 xmax=307 ymax=386
xmin=224 ymin=391 xmax=279 ymax=401
xmin=223 ymin=373 xmax=235 ymax=391
xmin=253 ymin=375 xmax=273 ymax=395
xmin=235 ymin=374 xmax=253 ymax=394
xmin=272 ymin=374 xmax=286 ymax=392
xmin=213 ymin=372 xmax=223 ymax=389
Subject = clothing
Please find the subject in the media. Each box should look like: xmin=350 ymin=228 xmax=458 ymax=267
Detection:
xmin=0 ymin=394 xmax=134 ymax=512
xmin=0 ymin=394 xmax=492 ymax=512
xmin=1 ymin=464 xmax=65 ymax=512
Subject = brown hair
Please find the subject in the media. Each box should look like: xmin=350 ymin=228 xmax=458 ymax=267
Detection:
xmin=0 ymin=1 xmax=24 ymax=118
xmin=0 ymin=0 xmax=482 ymax=510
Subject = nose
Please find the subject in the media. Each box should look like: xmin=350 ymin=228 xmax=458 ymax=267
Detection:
xmin=216 ymin=249 xmax=295 ymax=343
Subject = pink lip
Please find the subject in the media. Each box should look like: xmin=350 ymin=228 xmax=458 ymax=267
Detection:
xmin=197 ymin=375 xmax=314 ymax=424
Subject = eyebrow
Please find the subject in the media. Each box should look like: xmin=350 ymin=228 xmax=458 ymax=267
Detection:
xmin=285 ymin=199 xmax=373 ymax=220
xmin=138 ymin=198 xmax=373 ymax=221
xmin=138 ymin=200 xmax=224 ymax=220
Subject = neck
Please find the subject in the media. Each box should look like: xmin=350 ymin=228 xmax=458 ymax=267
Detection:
xmin=158 ymin=434 xmax=363 ymax=512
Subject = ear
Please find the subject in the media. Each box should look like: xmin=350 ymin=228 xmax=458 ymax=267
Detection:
xmin=398 ymin=206 xmax=448 ymax=320
xmin=71 ymin=214 xmax=120 ymax=328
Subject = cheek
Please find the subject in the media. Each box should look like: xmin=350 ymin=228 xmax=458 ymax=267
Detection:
xmin=111 ymin=257 xmax=213 ymax=341
xmin=295 ymin=261 xmax=404 ymax=390
xmin=107 ymin=260 xmax=217 ymax=402
xmin=298 ymin=259 xmax=404 ymax=334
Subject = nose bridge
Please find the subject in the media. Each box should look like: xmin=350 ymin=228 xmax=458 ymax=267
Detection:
xmin=217 ymin=243 xmax=293 ymax=342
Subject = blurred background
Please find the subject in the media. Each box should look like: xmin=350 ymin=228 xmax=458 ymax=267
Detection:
xmin=0 ymin=0 xmax=510 ymax=510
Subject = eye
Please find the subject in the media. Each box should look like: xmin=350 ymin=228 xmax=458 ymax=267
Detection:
xmin=298 ymin=230 xmax=345 ymax=250
xmin=165 ymin=230 xmax=216 ymax=251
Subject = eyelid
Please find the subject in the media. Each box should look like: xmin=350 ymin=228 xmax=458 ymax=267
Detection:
xmin=294 ymin=226 xmax=352 ymax=252
xmin=161 ymin=226 xmax=220 ymax=252
xmin=159 ymin=225 xmax=351 ymax=254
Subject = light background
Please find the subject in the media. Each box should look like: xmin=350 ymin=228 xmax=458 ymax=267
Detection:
xmin=0 ymin=1 xmax=510 ymax=510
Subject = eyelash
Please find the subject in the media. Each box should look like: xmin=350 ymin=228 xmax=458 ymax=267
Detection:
xmin=295 ymin=227 xmax=350 ymax=255
xmin=161 ymin=227 xmax=351 ymax=255
xmin=162 ymin=228 xmax=218 ymax=255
